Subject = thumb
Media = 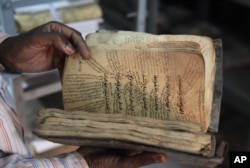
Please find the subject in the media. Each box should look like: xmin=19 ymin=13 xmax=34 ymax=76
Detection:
xmin=33 ymin=32 xmax=76 ymax=55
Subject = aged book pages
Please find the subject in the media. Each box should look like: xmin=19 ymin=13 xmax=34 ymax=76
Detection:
xmin=62 ymin=31 xmax=215 ymax=132
xmin=34 ymin=31 xmax=219 ymax=157
xmin=34 ymin=108 xmax=213 ymax=155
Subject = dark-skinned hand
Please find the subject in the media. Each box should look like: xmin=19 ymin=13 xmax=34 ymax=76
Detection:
xmin=78 ymin=147 xmax=167 ymax=168
xmin=0 ymin=21 xmax=89 ymax=74
xmin=0 ymin=21 xmax=167 ymax=167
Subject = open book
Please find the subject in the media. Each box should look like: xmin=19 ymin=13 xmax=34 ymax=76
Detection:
xmin=34 ymin=31 xmax=224 ymax=165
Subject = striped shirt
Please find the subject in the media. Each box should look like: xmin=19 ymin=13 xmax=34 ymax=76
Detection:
xmin=0 ymin=33 xmax=89 ymax=167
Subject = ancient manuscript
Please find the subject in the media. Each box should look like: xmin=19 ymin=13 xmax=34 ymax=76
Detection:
xmin=34 ymin=31 xmax=221 ymax=157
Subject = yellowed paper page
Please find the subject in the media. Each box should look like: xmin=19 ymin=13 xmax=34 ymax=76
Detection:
xmin=85 ymin=32 xmax=215 ymax=131
xmin=63 ymin=46 xmax=207 ymax=130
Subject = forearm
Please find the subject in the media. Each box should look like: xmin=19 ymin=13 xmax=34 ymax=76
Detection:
xmin=0 ymin=152 xmax=89 ymax=168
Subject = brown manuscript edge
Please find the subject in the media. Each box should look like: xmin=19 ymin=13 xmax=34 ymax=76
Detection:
xmin=208 ymin=39 xmax=223 ymax=133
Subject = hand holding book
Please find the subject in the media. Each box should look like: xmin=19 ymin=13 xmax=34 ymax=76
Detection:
xmin=34 ymin=31 xmax=225 ymax=167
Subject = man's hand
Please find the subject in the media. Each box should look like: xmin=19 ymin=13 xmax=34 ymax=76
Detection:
xmin=0 ymin=21 xmax=89 ymax=73
xmin=78 ymin=147 xmax=167 ymax=168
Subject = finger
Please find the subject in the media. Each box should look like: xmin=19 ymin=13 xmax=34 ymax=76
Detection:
xmin=45 ymin=21 xmax=90 ymax=59
xmin=51 ymin=33 xmax=76 ymax=55
xmin=34 ymin=32 xmax=76 ymax=56
xmin=68 ymin=29 xmax=90 ymax=59
xmin=124 ymin=152 xmax=167 ymax=168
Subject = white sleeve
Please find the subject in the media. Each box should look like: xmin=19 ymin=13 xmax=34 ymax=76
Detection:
xmin=0 ymin=152 xmax=89 ymax=168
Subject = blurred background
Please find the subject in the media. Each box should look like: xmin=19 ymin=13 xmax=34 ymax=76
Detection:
xmin=1 ymin=0 xmax=250 ymax=167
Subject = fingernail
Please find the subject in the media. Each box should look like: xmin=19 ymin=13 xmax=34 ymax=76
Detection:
xmin=83 ymin=50 xmax=90 ymax=59
xmin=84 ymin=47 xmax=91 ymax=59
xmin=66 ymin=44 xmax=75 ymax=54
